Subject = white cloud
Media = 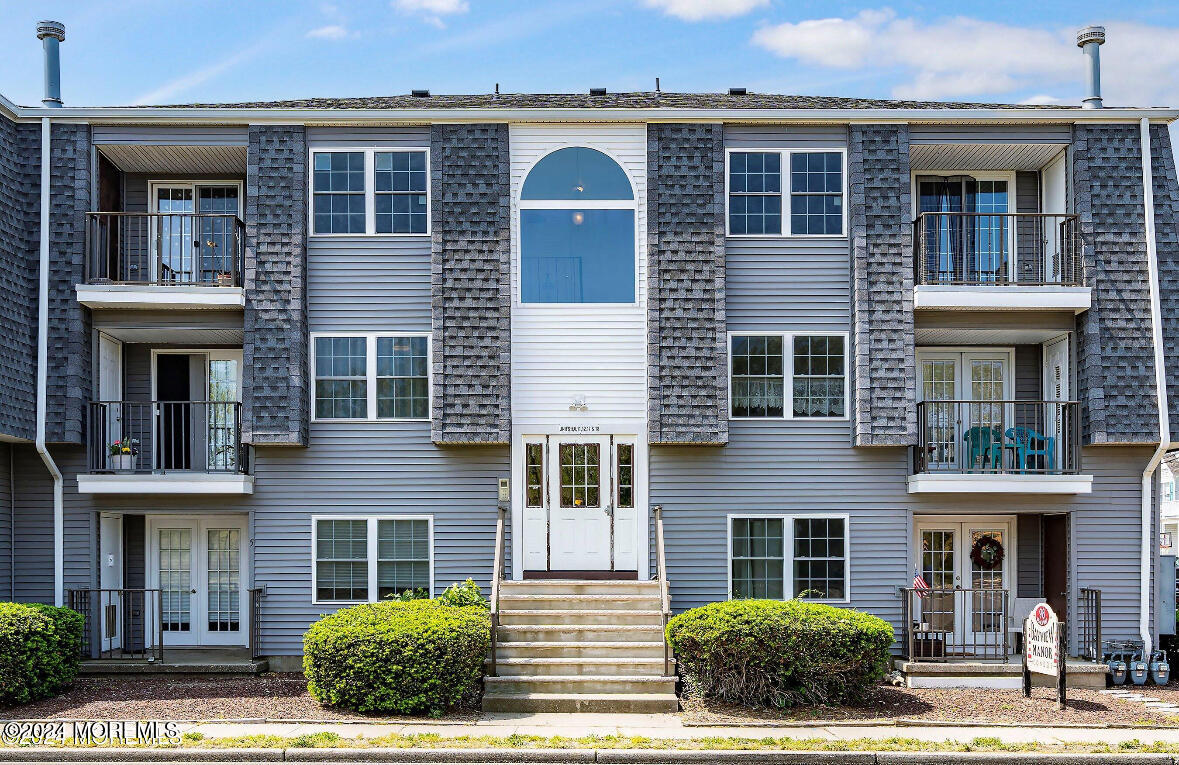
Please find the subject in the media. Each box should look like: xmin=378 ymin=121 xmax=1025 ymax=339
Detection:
xmin=643 ymin=0 xmax=768 ymax=22
xmin=751 ymin=10 xmax=1179 ymax=106
xmin=306 ymin=24 xmax=350 ymax=40
xmin=394 ymin=0 xmax=469 ymax=26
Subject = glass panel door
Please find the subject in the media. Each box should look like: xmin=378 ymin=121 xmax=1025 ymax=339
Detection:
xmin=206 ymin=528 xmax=241 ymax=635
xmin=919 ymin=356 xmax=958 ymax=468
xmin=154 ymin=187 xmax=195 ymax=283
xmin=158 ymin=527 xmax=194 ymax=643
xmin=965 ymin=526 xmax=1008 ymax=647
xmin=197 ymin=186 xmax=239 ymax=283
xmin=206 ymin=352 xmax=242 ymax=472
xmin=919 ymin=528 xmax=957 ymax=633
xmin=547 ymin=437 xmax=612 ymax=570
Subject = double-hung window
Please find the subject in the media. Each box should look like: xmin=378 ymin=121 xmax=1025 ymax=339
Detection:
xmin=313 ymin=516 xmax=433 ymax=603
xmin=311 ymin=148 xmax=429 ymax=236
xmin=726 ymin=149 xmax=845 ymax=237
xmin=729 ymin=515 xmax=849 ymax=601
xmin=729 ymin=332 xmax=848 ymax=419
xmin=313 ymin=333 xmax=430 ymax=421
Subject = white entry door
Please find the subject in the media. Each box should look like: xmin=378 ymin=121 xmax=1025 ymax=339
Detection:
xmin=99 ymin=514 xmax=123 ymax=653
xmin=915 ymin=518 xmax=1014 ymax=652
xmin=147 ymin=516 xmax=248 ymax=647
xmin=549 ymin=436 xmax=612 ymax=570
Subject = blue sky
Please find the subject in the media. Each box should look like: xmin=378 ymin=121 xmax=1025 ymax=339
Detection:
xmin=0 ymin=0 xmax=1177 ymax=108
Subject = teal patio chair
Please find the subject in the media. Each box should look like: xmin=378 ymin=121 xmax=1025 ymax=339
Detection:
xmin=1005 ymin=426 xmax=1056 ymax=473
xmin=962 ymin=426 xmax=1003 ymax=472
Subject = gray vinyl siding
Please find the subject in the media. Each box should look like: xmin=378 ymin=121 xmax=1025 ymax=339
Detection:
xmin=307 ymin=238 xmax=430 ymax=332
xmin=908 ymin=125 xmax=1072 ymax=144
xmin=91 ymin=126 xmax=249 ymax=146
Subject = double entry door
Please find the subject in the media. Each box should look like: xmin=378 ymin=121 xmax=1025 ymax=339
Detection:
xmin=918 ymin=349 xmax=1013 ymax=471
xmin=152 ymin=182 xmax=241 ymax=284
xmin=520 ymin=435 xmax=640 ymax=573
xmin=914 ymin=518 xmax=1013 ymax=653
xmin=147 ymin=516 xmax=249 ymax=647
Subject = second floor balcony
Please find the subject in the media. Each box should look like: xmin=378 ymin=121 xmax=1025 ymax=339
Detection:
xmin=912 ymin=212 xmax=1090 ymax=312
xmin=77 ymin=212 xmax=246 ymax=311
xmin=77 ymin=400 xmax=253 ymax=495
xmin=909 ymin=399 xmax=1091 ymax=494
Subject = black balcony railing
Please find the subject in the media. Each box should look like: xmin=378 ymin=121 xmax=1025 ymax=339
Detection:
xmin=67 ymin=588 xmax=164 ymax=661
xmin=85 ymin=212 xmax=244 ymax=286
xmin=914 ymin=400 xmax=1081 ymax=475
xmin=88 ymin=400 xmax=248 ymax=474
xmin=914 ymin=212 xmax=1082 ymax=286
xmin=902 ymin=586 xmax=1011 ymax=660
xmin=1077 ymin=587 xmax=1103 ymax=662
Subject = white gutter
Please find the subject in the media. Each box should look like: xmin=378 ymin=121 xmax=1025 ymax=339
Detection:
xmin=1139 ymin=117 xmax=1170 ymax=659
xmin=35 ymin=116 xmax=64 ymax=607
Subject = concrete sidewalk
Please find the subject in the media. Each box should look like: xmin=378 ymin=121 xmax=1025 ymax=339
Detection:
xmin=178 ymin=713 xmax=1179 ymax=746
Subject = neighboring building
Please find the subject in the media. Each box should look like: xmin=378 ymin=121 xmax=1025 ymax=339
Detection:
xmin=2 ymin=22 xmax=1179 ymax=704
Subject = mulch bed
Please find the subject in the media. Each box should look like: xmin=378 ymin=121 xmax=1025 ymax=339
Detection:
xmin=681 ymin=682 xmax=1179 ymax=727
xmin=1 ymin=673 xmax=478 ymax=722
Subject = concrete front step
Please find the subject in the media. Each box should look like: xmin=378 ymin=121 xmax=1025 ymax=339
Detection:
xmin=499 ymin=609 xmax=665 ymax=626
xmin=499 ymin=593 xmax=662 ymax=611
xmin=485 ymin=674 xmax=677 ymax=695
xmin=500 ymin=579 xmax=662 ymax=596
xmin=488 ymin=656 xmax=673 ymax=676
xmin=498 ymin=624 xmax=665 ymax=642
xmin=481 ymin=691 xmax=680 ymax=713
xmin=495 ymin=640 xmax=666 ymax=659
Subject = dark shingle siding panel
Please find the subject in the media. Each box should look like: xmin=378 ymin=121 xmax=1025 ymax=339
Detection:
xmin=0 ymin=114 xmax=38 ymax=442
xmin=48 ymin=124 xmax=91 ymax=445
xmin=646 ymin=123 xmax=727 ymax=445
xmin=1151 ymin=125 xmax=1179 ymax=444
xmin=848 ymin=124 xmax=915 ymax=446
xmin=244 ymin=126 xmax=309 ymax=446
xmin=430 ymin=124 xmax=511 ymax=445
xmin=1073 ymin=124 xmax=1158 ymax=445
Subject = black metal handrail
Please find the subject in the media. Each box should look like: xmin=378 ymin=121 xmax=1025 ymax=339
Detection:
xmin=914 ymin=399 xmax=1081 ymax=475
xmin=1077 ymin=588 xmax=1102 ymax=662
xmin=85 ymin=212 xmax=244 ymax=287
xmin=901 ymin=586 xmax=1011 ymax=661
xmin=66 ymin=588 xmax=164 ymax=661
xmin=248 ymin=587 xmax=264 ymax=660
xmin=87 ymin=400 xmax=248 ymax=475
xmin=914 ymin=212 xmax=1082 ymax=287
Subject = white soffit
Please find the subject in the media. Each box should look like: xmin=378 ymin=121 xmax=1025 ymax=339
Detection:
xmin=90 ymin=327 xmax=245 ymax=344
xmin=915 ymin=327 xmax=1071 ymax=344
xmin=910 ymin=143 xmax=1065 ymax=171
xmin=97 ymin=144 xmax=247 ymax=174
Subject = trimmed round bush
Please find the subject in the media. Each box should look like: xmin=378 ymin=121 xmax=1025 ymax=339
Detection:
xmin=0 ymin=602 xmax=85 ymax=705
xmin=666 ymin=599 xmax=894 ymax=708
xmin=303 ymin=599 xmax=490 ymax=715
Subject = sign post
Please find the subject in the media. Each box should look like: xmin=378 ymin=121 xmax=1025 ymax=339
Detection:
xmin=1023 ymin=602 xmax=1066 ymax=710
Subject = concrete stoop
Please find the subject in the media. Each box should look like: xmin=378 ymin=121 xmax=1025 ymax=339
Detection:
xmin=483 ymin=579 xmax=679 ymax=713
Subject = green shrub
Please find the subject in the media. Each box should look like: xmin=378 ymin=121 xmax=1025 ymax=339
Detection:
xmin=666 ymin=599 xmax=894 ymax=708
xmin=438 ymin=578 xmax=487 ymax=609
xmin=0 ymin=602 xmax=85 ymax=705
xmin=303 ymin=599 xmax=490 ymax=715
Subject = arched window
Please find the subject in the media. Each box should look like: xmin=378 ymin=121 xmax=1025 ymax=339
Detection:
xmin=520 ymin=147 xmax=635 ymax=304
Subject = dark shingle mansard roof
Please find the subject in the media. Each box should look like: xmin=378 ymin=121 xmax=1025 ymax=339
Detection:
xmin=147 ymin=92 xmax=1078 ymax=110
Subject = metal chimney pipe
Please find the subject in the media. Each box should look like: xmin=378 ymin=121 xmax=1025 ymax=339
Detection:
xmin=1076 ymin=25 xmax=1105 ymax=109
xmin=36 ymin=20 xmax=65 ymax=108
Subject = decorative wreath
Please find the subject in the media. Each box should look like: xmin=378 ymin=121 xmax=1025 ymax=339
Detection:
xmin=969 ymin=534 xmax=1005 ymax=570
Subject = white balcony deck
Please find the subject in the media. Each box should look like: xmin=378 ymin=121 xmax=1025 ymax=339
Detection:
xmin=913 ymin=284 xmax=1091 ymax=313
xmin=907 ymin=473 xmax=1093 ymax=494
xmin=76 ymin=283 xmax=245 ymax=311
xmin=77 ymin=472 xmax=254 ymax=495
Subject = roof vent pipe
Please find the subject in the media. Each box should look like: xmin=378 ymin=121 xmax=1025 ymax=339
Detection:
xmin=36 ymin=20 xmax=65 ymax=108
xmin=1076 ymin=25 xmax=1105 ymax=109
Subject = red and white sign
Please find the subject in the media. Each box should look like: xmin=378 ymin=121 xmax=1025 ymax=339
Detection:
xmin=1024 ymin=602 xmax=1061 ymax=676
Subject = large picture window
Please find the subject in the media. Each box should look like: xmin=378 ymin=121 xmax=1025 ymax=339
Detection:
xmin=729 ymin=332 xmax=848 ymax=420
xmin=729 ymin=515 xmax=849 ymax=602
xmin=520 ymin=147 xmax=636 ymax=304
xmin=311 ymin=148 xmax=429 ymax=236
xmin=313 ymin=333 xmax=430 ymax=421
xmin=313 ymin=516 xmax=432 ymax=603
xmin=726 ymin=149 xmax=845 ymax=237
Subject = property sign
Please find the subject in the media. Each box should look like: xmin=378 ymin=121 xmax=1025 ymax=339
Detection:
xmin=1024 ymin=602 xmax=1061 ymax=676
xmin=1022 ymin=602 xmax=1067 ymax=710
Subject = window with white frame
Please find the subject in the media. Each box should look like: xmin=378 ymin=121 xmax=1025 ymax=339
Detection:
xmin=727 ymin=150 xmax=844 ymax=237
xmin=311 ymin=148 xmax=429 ymax=236
xmin=730 ymin=515 xmax=848 ymax=601
xmin=313 ymin=334 xmax=430 ymax=421
xmin=730 ymin=333 xmax=847 ymax=419
xmin=313 ymin=516 xmax=432 ymax=603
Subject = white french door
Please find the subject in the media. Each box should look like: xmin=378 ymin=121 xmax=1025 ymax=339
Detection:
xmin=915 ymin=517 xmax=1014 ymax=652
xmin=147 ymin=516 xmax=248 ymax=647
xmin=917 ymin=349 xmax=1014 ymax=470
xmin=150 ymin=182 xmax=242 ymax=284
xmin=520 ymin=435 xmax=640 ymax=573
xmin=99 ymin=514 xmax=124 ymax=653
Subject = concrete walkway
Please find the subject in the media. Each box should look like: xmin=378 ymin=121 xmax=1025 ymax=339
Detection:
xmin=179 ymin=714 xmax=1179 ymax=746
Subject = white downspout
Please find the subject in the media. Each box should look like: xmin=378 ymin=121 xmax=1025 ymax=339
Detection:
xmin=1139 ymin=117 xmax=1169 ymax=659
xmin=36 ymin=116 xmax=64 ymax=607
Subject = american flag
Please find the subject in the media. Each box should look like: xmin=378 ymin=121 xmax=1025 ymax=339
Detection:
xmin=913 ymin=568 xmax=931 ymax=597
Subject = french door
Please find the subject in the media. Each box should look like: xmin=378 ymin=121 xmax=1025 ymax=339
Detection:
xmin=147 ymin=516 xmax=248 ymax=647
xmin=915 ymin=518 xmax=1013 ymax=653
xmin=916 ymin=174 xmax=1014 ymax=283
xmin=151 ymin=183 xmax=241 ymax=284
xmin=519 ymin=435 xmax=639 ymax=573
xmin=917 ymin=350 xmax=1013 ymax=470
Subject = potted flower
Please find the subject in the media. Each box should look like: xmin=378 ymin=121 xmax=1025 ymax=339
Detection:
xmin=107 ymin=438 xmax=139 ymax=471
xmin=214 ymin=270 xmax=234 ymax=287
